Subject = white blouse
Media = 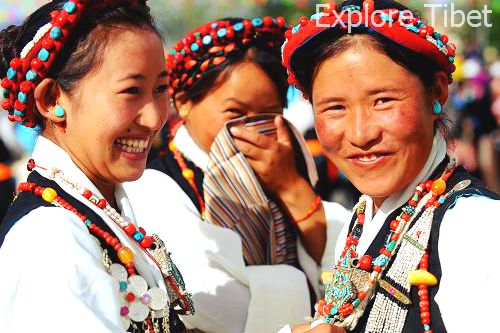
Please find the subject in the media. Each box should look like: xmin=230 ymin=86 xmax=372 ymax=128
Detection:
xmin=0 ymin=136 xmax=170 ymax=333
xmin=125 ymin=125 xmax=350 ymax=333
xmin=278 ymin=135 xmax=500 ymax=333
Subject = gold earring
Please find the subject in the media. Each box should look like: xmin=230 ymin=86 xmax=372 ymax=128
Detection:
xmin=178 ymin=106 xmax=190 ymax=119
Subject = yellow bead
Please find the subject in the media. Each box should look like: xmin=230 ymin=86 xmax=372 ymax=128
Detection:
xmin=407 ymin=269 xmax=438 ymax=286
xmin=432 ymin=178 xmax=446 ymax=195
xmin=168 ymin=141 xmax=176 ymax=151
xmin=321 ymin=271 xmax=334 ymax=284
xmin=41 ymin=187 xmax=58 ymax=203
xmin=117 ymin=247 xmax=135 ymax=265
xmin=182 ymin=169 xmax=194 ymax=181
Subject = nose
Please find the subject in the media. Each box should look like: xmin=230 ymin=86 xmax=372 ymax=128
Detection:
xmin=345 ymin=106 xmax=382 ymax=149
xmin=136 ymin=100 xmax=167 ymax=131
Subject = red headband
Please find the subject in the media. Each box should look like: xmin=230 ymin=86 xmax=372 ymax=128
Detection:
xmin=166 ymin=17 xmax=290 ymax=100
xmin=1 ymin=0 xmax=145 ymax=127
xmin=282 ymin=0 xmax=457 ymax=97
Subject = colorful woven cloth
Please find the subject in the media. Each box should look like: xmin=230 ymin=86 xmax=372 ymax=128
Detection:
xmin=203 ymin=115 xmax=318 ymax=266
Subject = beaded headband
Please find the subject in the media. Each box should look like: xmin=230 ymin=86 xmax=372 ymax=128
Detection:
xmin=282 ymin=0 xmax=457 ymax=98
xmin=166 ymin=17 xmax=290 ymax=101
xmin=0 ymin=0 xmax=145 ymax=127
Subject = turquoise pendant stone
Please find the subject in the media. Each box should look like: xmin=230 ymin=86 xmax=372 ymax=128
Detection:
xmin=38 ymin=48 xmax=50 ymax=61
xmin=64 ymin=1 xmax=76 ymax=13
xmin=54 ymin=105 xmax=65 ymax=117
xmin=17 ymin=92 xmax=27 ymax=103
xmin=50 ymin=27 xmax=62 ymax=40
xmin=26 ymin=70 xmax=38 ymax=81
xmin=7 ymin=68 xmax=16 ymax=80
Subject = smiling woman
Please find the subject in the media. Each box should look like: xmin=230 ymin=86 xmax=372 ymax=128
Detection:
xmin=0 ymin=1 xmax=192 ymax=332
xmin=278 ymin=0 xmax=500 ymax=333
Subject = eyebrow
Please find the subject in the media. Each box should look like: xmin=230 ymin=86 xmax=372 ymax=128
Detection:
xmin=118 ymin=71 xmax=168 ymax=82
xmin=316 ymin=96 xmax=345 ymax=106
xmin=225 ymin=98 xmax=251 ymax=108
xmin=365 ymin=87 xmax=401 ymax=95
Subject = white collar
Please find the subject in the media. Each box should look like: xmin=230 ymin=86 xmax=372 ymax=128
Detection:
xmin=173 ymin=125 xmax=209 ymax=171
xmin=31 ymin=136 xmax=165 ymax=288
xmin=354 ymin=133 xmax=448 ymax=256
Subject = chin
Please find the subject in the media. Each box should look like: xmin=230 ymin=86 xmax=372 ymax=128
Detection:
xmin=115 ymin=168 xmax=146 ymax=184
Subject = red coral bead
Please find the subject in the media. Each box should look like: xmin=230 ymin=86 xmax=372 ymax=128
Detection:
xmin=126 ymin=292 xmax=136 ymax=302
xmin=82 ymin=189 xmax=92 ymax=199
xmin=20 ymin=81 xmax=32 ymax=93
xmin=440 ymin=34 xmax=449 ymax=44
xmin=243 ymin=20 xmax=252 ymax=30
xmin=185 ymin=34 xmax=195 ymax=44
xmin=284 ymin=29 xmax=292 ymax=40
xmin=299 ymin=16 xmax=309 ymax=27
xmin=10 ymin=58 xmax=22 ymax=71
xmin=426 ymin=26 xmax=434 ymax=35
xmin=31 ymin=58 xmax=44 ymax=71
xmin=1 ymin=78 xmax=11 ymax=89
xmin=97 ymin=198 xmax=107 ymax=209
xmin=401 ymin=212 xmax=410 ymax=221
xmin=2 ymin=99 xmax=12 ymax=110
xmin=124 ymin=224 xmax=136 ymax=236
xmin=276 ymin=16 xmax=286 ymax=28
xmin=140 ymin=236 xmax=154 ymax=249
xmin=263 ymin=16 xmax=273 ymax=27
xmin=226 ymin=27 xmax=234 ymax=38
xmin=42 ymin=37 xmax=55 ymax=50
xmin=390 ymin=219 xmax=399 ymax=230
xmin=14 ymin=100 xmax=26 ymax=111
xmin=359 ymin=255 xmax=373 ymax=271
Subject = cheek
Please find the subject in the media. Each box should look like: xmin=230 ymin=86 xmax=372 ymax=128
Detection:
xmin=314 ymin=113 xmax=343 ymax=153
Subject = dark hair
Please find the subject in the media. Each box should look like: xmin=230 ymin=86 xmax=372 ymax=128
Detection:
xmin=0 ymin=0 xmax=160 ymax=126
xmin=179 ymin=45 xmax=289 ymax=108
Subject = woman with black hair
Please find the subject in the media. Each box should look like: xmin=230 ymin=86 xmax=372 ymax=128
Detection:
xmin=125 ymin=17 xmax=349 ymax=333
xmin=276 ymin=0 xmax=500 ymax=332
xmin=0 ymin=1 xmax=192 ymax=331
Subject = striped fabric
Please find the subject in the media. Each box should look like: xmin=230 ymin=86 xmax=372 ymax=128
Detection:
xmin=203 ymin=117 xmax=318 ymax=266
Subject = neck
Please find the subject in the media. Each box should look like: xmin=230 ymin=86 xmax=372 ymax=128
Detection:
xmin=372 ymin=197 xmax=385 ymax=213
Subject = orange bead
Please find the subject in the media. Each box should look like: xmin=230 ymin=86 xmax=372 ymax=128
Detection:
xmin=168 ymin=141 xmax=176 ymax=151
xmin=117 ymin=246 xmax=135 ymax=265
xmin=431 ymin=178 xmax=446 ymax=195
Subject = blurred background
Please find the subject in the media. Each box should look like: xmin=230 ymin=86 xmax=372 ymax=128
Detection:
xmin=1 ymin=0 xmax=499 ymax=214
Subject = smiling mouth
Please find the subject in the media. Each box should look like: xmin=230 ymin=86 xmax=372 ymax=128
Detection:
xmin=114 ymin=138 xmax=149 ymax=154
xmin=349 ymin=152 xmax=393 ymax=164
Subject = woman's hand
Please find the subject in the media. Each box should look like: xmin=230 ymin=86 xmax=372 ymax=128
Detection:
xmin=230 ymin=115 xmax=301 ymax=196
xmin=292 ymin=323 xmax=346 ymax=333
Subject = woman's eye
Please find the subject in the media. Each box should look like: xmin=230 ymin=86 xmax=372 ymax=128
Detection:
xmin=155 ymin=85 xmax=168 ymax=93
xmin=225 ymin=109 xmax=243 ymax=116
xmin=327 ymin=105 xmax=346 ymax=112
xmin=120 ymin=87 xmax=140 ymax=94
xmin=375 ymin=98 xmax=395 ymax=105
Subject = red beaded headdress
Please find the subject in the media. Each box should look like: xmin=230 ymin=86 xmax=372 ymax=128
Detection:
xmin=282 ymin=0 xmax=457 ymax=98
xmin=0 ymin=0 xmax=146 ymax=127
xmin=166 ymin=17 xmax=290 ymax=100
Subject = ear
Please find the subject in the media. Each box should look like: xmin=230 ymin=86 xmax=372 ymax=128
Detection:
xmin=433 ymin=71 xmax=449 ymax=106
xmin=34 ymin=78 xmax=66 ymax=124
xmin=173 ymin=91 xmax=193 ymax=120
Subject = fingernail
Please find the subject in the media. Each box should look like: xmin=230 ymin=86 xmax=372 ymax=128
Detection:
xmin=230 ymin=127 xmax=240 ymax=135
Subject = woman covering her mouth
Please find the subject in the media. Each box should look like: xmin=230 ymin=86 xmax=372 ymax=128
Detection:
xmin=0 ymin=1 xmax=193 ymax=331
xmin=278 ymin=0 xmax=500 ymax=332
xmin=125 ymin=16 xmax=350 ymax=333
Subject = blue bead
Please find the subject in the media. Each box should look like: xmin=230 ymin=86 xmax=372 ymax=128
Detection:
xmin=169 ymin=49 xmax=176 ymax=55
xmin=190 ymin=43 xmax=199 ymax=52
xmin=50 ymin=27 xmax=62 ymax=40
xmin=252 ymin=18 xmax=263 ymax=27
xmin=292 ymin=25 xmax=300 ymax=33
xmin=202 ymin=35 xmax=212 ymax=45
xmin=54 ymin=105 xmax=65 ymax=117
xmin=119 ymin=281 xmax=127 ymax=292
xmin=217 ymin=28 xmax=227 ymax=38
xmin=211 ymin=23 xmax=218 ymax=29
xmin=64 ymin=1 xmax=76 ymax=13
xmin=438 ymin=197 xmax=446 ymax=204
xmin=329 ymin=307 xmax=338 ymax=316
xmin=352 ymin=299 xmax=361 ymax=307
xmin=407 ymin=25 xmax=419 ymax=33
xmin=85 ymin=219 xmax=92 ymax=227
xmin=38 ymin=48 xmax=50 ymax=61
xmin=132 ymin=231 xmax=145 ymax=242
xmin=373 ymin=255 xmax=389 ymax=267
xmin=424 ymin=325 xmax=431 ymax=330
xmin=380 ymin=13 xmax=392 ymax=22
xmin=14 ymin=110 xmax=24 ymax=116
xmin=26 ymin=70 xmax=37 ymax=81
xmin=310 ymin=13 xmax=323 ymax=20
xmin=233 ymin=23 xmax=243 ymax=32
xmin=7 ymin=68 xmax=16 ymax=80
xmin=180 ymin=49 xmax=185 ymax=55
xmin=18 ymin=92 xmax=27 ymax=104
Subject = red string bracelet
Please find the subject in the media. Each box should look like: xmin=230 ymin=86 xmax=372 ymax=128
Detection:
xmin=294 ymin=195 xmax=322 ymax=224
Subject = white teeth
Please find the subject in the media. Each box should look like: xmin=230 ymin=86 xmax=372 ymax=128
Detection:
xmin=359 ymin=155 xmax=377 ymax=162
xmin=114 ymin=138 xmax=148 ymax=154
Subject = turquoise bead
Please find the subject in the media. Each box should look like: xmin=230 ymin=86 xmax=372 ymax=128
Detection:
xmin=217 ymin=28 xmax=227 ymax=38
xmin=169 ymin=49 xmax=176 ymax=55
xmin=119 ymin=281 xmax=127 ymax=292
xmin=202 ymin=35 xmax=212 ymax=45
xmin=329 ymin=307 xmax=338 ymax=316
xmin=252 ymin=18 xmax=263 ymax=27
xmin=190 ymin=43 xmax=199 ymax=52
xmin=233 ymin=22 xmax=243 ymax=31
xmin=7 ymin=68 xmax=16 ymax=80
xmin=407 ymin=25 xmax=419 ymax=34
xmin=64 ymin=1 xmax=76 ymax=13
xmin=386 ymin=241 xmax=396 ymax=251
xmin=380 ymin=13 xmax=392 ymax=22
xmin=424 ymin=325 xmax=431 ymax=330
xmin=132 ymin=231 xmax=145 ymax=242
xmin=21 ymin=120 xmax=30 ymax=126
xmin=373 ymin=255 xmax=389 ymax=266
xmin=38 ymin=48 xmax=50 ymax=61
xmin=353 ymin=299 xmax=361 ymax=307
xmin=3 ymin=89 xmax=9 ymax=98
xmin=18 ymin=92 xmax=27 ymax=103
xmin=310 ymin=13 xmax=323 ymax=20
xmin=50 ymin=27 xmax=62 ymax=40
xmin=211 ymin=23 xmax=218 ymax=29
xmin=26 ymin=70 xmax=37 ymax=81
xmin=292 ymin=25 xmax=300 ymax=33
xmin=433 ymin=101 xmax=442 ymax=115
xmin=14 ymin=110 xmax=24 ymax=116
xmin=438 ymin=197 xmax=446 ymax=204
xmin=54 ymin=105 xmax=65 ymax=117
xmin=85 ymin=219 xmax=92 ymax=227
